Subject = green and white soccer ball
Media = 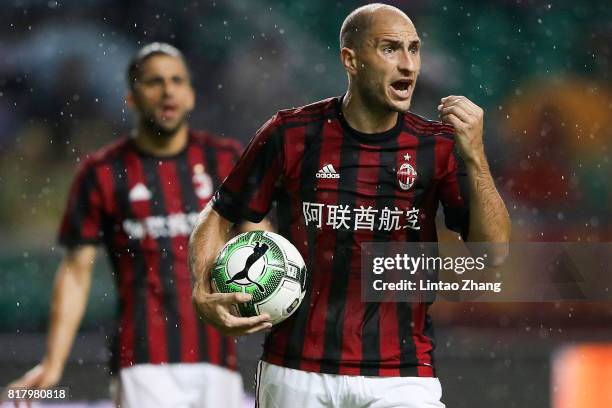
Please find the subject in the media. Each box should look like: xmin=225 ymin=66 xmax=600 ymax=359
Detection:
xmin=211 ymin=231 xmax=307 ymax=325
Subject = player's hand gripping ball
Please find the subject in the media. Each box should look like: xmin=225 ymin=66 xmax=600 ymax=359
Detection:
xmin=211 ymin=231 xmax=307 ymax=325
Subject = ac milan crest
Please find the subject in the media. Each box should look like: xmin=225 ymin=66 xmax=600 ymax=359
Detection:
xmin=397 ymin=153 xmax=417 ymax=190
xmin=193 ymin=164 xmax=213 ymax=199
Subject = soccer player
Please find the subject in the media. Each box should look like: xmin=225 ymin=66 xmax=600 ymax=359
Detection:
xmin=190 ymin=4 xmax=511 ymax=407
xmin=9 ymin=43 xmax=264 ymax=407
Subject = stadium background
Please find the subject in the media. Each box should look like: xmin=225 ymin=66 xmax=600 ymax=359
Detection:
xmin=0 ymin=0 xmax=610 ymax=406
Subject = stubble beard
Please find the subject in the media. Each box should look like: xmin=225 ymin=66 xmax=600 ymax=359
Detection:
xmin=358 ymin=76 xmax=404 ymax=115
xmin=141 ymin=112 xmax=188 ymax=139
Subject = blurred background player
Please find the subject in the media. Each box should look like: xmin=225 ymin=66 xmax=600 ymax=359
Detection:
xmin=190 ymin=4 xmax=510 ymax=407
xmin=8 ymin=42 xmax=266 ymax=407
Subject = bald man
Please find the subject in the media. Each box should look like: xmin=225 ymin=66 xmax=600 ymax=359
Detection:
xmin=190 ymin=3 xmax=510 ymax=407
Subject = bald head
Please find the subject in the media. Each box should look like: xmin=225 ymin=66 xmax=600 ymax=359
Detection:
xmin=339 ymin=3 xmax=421 ymax=115
xmin=339 ymin=3 xmax=413 ymax=50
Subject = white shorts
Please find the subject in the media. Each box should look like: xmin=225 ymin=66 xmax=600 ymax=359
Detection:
xmin=114 ymin=362 xmax=244 ymax=408
xmin=256 ymin=361 xmax=445 ymax=408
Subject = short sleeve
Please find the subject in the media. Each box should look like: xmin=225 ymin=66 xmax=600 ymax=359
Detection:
xmin=58 ymin=159 xmax=105 ymax=248
xmin=438 ymin=148 xmax=470 ymax=240
xmin=212 ymin=114 xmax=285 ymax=224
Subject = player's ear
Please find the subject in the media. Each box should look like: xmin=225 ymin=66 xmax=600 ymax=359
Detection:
xmin=340 ymin=47 xmax=358 ymax=75
xmin=126 ymin=90 xmax=135 ymax=109
xmin=186 ymin=84 xmax=196 ymax=113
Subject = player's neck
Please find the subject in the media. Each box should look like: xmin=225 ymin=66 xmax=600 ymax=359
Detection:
xmin=132 ymin=123 xmax=189 ymax=157
xmin=342 ymin=90 xmax=399 ymax=134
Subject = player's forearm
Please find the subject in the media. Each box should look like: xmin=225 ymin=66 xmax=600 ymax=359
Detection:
xmin=239 ymin=218 xmax=275 ymax=233
xmin=189 ymin=203 xmax=235 ymax=293
xmin=465 ymin=154 xmax=511 ymax=243
xmin=44 ymin=253 xmax=94 ymax=373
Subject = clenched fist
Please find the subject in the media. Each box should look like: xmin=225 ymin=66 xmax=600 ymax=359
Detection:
xmin=438 ymin=95 xmax=485 ymax=166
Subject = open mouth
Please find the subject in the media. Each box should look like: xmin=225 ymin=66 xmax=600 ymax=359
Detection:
xmin=390 ymin=79 xmax=413 ymax=99
xmin=161 ymin=105 xmax=178 ymax=118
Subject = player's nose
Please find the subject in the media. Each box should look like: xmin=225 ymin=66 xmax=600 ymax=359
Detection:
xmin=161 ymin=78 xmax=178 ymax=97
xmin=398 ymin=49 xmax=417 ymax=73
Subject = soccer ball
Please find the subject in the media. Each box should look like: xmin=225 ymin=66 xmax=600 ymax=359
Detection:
xmin=211 ymin=230 xmax=307 ymax=325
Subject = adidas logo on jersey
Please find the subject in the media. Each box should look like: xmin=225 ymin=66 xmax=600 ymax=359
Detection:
xmin=316 ymin=164 xmax=340 ymax=179
xmin=129 ymin=183 xmax=152 ymax=202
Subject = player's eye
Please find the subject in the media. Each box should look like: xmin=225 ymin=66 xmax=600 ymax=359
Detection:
xmin=383 ymin=46 xmax=396 ymax=54
xmin=142 ymin=78 xmax=163 ymax=87
xmin=409 ymin=44 xmax=420 ymax=54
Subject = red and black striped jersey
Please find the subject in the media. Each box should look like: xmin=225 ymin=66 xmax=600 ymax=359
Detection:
xmin=59 ymin=131 xmax=241 ymax=371
xmin=212 ymin=96 xmax=470 ymax=377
